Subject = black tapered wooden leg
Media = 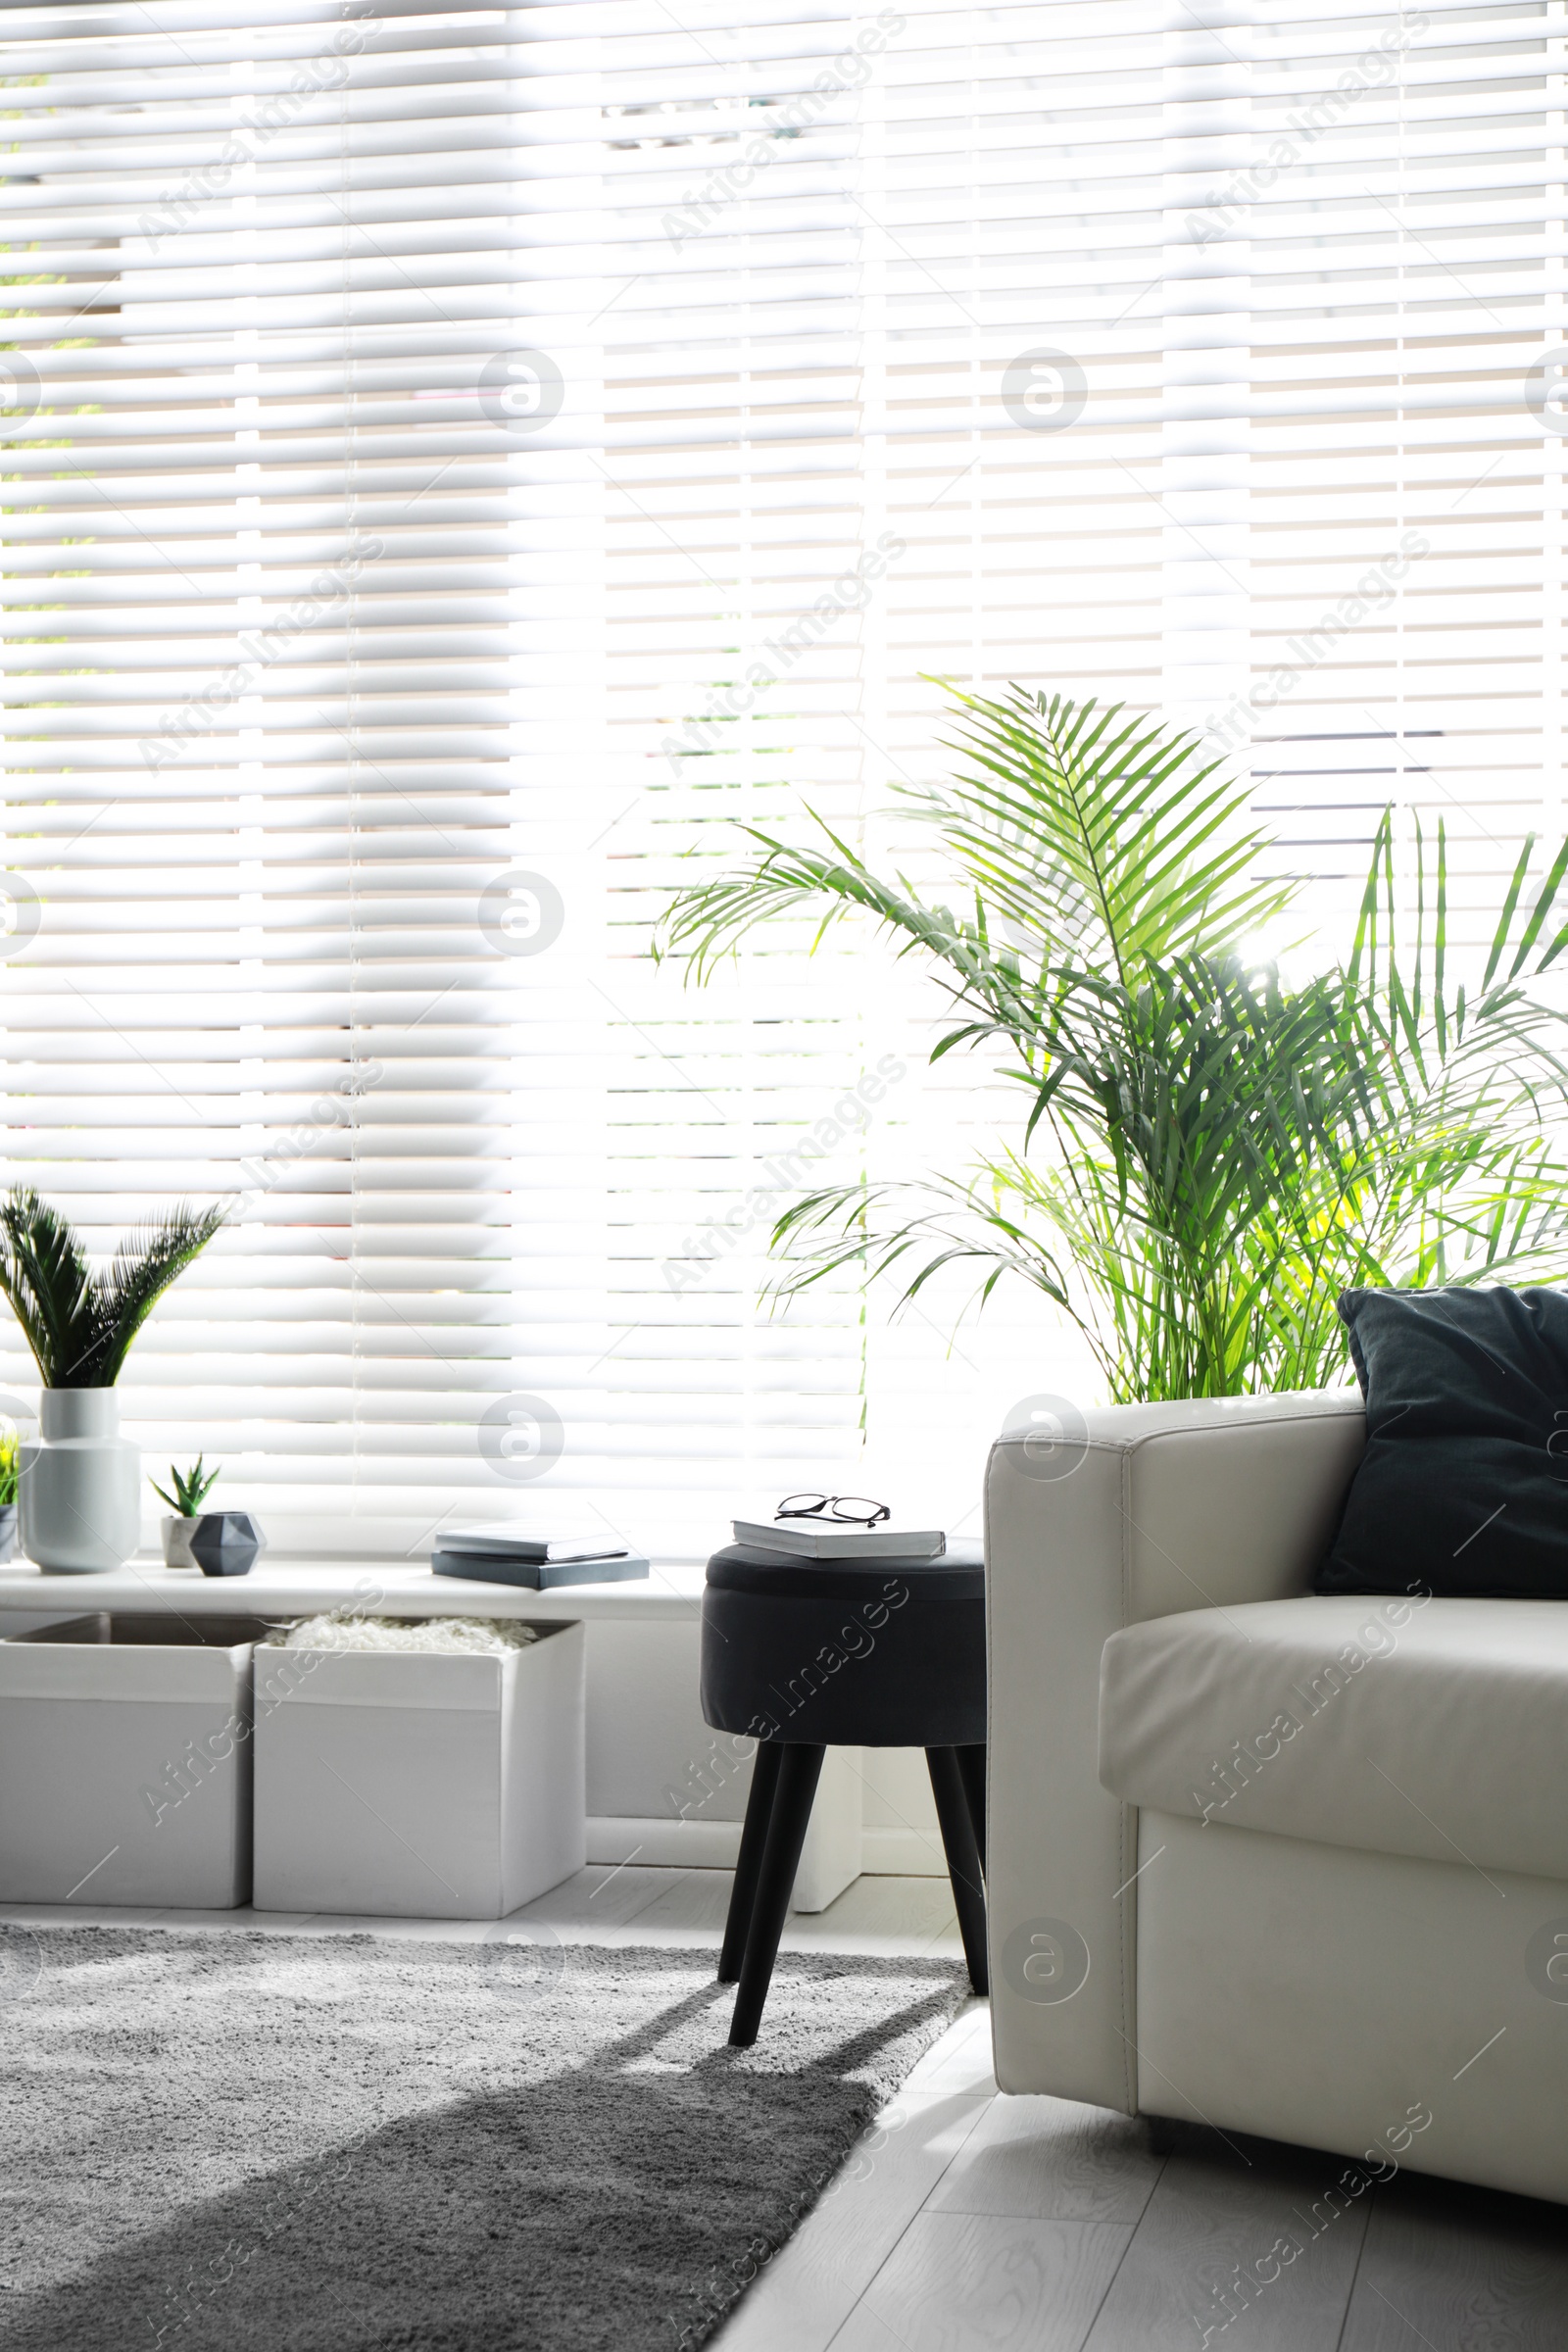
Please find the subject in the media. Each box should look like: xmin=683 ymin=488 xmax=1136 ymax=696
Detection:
xmin=729 ymin=1743 xmax=824 ymax=2046
xmin=927 ymin=1745 xmax=989 ymax=1994
xmin=717 ymin=1740 xmax=783 ymax=1984
xmin=956 ymin=1741 xmax=987 ymax=1882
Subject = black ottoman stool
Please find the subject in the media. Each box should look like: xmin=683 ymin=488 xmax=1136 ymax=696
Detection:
xmin=701 ymin=1540 xmax=987 ymax=2045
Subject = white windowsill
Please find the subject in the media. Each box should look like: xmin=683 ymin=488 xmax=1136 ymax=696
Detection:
xmin=0 ymin=1557 xmax=709 ymax=1623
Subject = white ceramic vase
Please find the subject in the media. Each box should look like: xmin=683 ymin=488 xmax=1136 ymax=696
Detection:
xmin=19 ymin=1389 xmax=141 ymax=1573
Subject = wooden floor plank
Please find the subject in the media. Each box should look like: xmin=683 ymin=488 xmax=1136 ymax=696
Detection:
xmin=787 ymin=1874 xmax=964 ymax=1960
xmin=830 ymin=2211 xmax=1132 ymax=2352
xmin=928 ymin=2093 xmax=1163 ymax=2228
xmin=1339 ymin=2168 xmax=1568 ymax=2351
xmin=907 ymin=2002 xmax=997 ymax=2098
xmin=0 ymin=1902 xmax=172 ymax=1929
xmin=602 ymin=1864 xmax=735 ymax=1938
xmin=509 ymin=1860 xmax=704 ymax=1933
xmin=1080 ymin=2131 xmax=1371 ymax=2352
xmin=717 ymin=2087 xmax=994 ymax=2352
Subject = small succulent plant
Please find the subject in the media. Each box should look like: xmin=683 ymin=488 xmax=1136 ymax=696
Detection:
xmin=0 ymin=1431 xmax=17 ymax=1509
xmin=151 ymin=1455 xmax=220 ymax=1518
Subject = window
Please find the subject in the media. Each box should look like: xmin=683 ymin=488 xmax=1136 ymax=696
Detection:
xmin=1 ymin=0 xmax=1559 ymax=1554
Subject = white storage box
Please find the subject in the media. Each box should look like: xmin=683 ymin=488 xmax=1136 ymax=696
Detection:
xmin=0 ymin=1613 xmax=258 ymax=1907
xmin=251 ymin=1620 xmax=587 ymax=1918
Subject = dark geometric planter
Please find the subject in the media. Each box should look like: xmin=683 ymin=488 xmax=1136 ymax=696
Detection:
xmin=190 ymin=1510 xmax=266 ymax=1578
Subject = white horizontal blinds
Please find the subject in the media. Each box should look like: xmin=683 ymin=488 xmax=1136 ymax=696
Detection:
xmin=0 ymin=2 xmax=565 ymax=1550
xmin=832 ymin=0 xmax=1568 ymax=956
xmin=557 ymin=3 xmax=893 ymax=1525
xmin=1232 ymin=0 xmax=1568 ymax=947
xmin=0 ymin=0 xmax=913 ymax=1555
xmin=599 ymin=0 xmax=1568 ymax=1495
xmin=835 ymin=7 xmax=1173 ymax=1481
xmin=1 ymin=1 xmax=1560 ymax=1560
xmin=591 ymin=1 xmax=910 ymax=1526
xmin=1163 ymin=12 xmax=1250 ymax=746
xmin=584 ymin=2 xmax=1165 ymax=1523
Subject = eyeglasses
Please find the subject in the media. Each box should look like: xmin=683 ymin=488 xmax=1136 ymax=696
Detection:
xmin=775 ymin=1493 xmax=891 ymax=1527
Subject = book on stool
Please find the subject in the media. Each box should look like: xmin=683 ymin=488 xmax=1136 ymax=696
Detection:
xmin=730 ymin=1518 xmax=946 ymax=1561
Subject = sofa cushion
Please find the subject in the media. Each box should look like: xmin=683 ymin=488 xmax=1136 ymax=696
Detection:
xmin=1316 ymin=1284 xmax=1568 ymax=1598
xmin=1099 ymin=1594 xmax=1568 ymax=1881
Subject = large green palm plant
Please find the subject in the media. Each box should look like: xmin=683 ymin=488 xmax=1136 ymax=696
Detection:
xmin=659 ymin=687 xmax=1568 ymax=1402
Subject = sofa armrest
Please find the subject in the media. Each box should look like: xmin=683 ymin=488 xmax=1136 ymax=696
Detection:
xmin=983 ymin=1390 xmax=1366 ymax=2107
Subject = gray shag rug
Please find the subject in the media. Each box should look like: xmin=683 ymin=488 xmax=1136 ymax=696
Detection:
xmin=0 ymin=1924 xmax=965 ymax=2350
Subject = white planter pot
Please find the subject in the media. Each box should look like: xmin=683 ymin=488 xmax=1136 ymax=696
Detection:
xmin=252 ymin=1621 xmax=587 ymax=1918
xmin=19 ymin=1390 xmax=141 ymax=1574
xmin=161 ymin=1515 xmax=200 ymax=1571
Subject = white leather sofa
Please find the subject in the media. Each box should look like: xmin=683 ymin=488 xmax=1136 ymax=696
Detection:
xmin=984 ymin=1390 xmax=1568 ymax=2205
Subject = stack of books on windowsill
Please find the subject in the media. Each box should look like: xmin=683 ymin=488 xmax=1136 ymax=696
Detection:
xmin=431 ymin=1528 xmax=650 ymax=1589
xmin=730 ymin=1518 xmax=946 ymax=1563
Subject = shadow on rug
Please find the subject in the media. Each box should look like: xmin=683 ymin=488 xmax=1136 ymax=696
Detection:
xmin=0 ymin=1925 xmax=966 ymax=2350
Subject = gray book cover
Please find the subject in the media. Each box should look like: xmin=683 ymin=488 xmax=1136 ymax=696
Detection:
xmin=430 ymin=1549 xmax=650 ymax=1590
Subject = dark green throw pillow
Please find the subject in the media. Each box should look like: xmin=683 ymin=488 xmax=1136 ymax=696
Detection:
xmin=1315 ymin=1285 xmax=1568 ymax=1598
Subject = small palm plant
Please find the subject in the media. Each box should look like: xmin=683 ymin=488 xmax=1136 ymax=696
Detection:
xmin=150 ymin=1455 xmax=220 ymax=1517
xmin=0 ymin=1187 xmax=225 ymax=1390
xmin=660 ymin=685 xmax=1568 ymax=1402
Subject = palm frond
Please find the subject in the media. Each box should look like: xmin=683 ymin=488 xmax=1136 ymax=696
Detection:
xmin=656 ymin=686 xmax=1293 ymax=1025
xmin=655 ymin=812 xmax=1045 ymax=1060
xmin=765 ymin=1176 xmax=1073 ymax=1315
xmin=0 ymin=1188 xmax=225 ymax=1388
xmin=0 ymin=1190 xmax=101 ymax=1392
xmin=933 ymin=684 xmax=1297 ymax=978
xmin=94 ymin=1200 xmax=228 ymax=1385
